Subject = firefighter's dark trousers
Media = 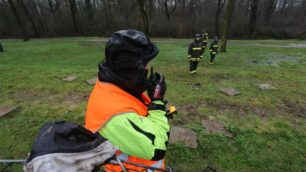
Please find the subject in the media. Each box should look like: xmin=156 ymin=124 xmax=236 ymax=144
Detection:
xmin=210 ymin=53 xmax=216 ymax=63
xmin=189 ymin=61 xmax=199 ymax=73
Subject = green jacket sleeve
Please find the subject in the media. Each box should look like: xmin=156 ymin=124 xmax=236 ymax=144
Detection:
xmin=98 ymin=100 xmax=170 ymax=161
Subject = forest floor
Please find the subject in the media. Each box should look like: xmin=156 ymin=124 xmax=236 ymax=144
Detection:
xmin=0 ymin=38 xmax=306 ymax=172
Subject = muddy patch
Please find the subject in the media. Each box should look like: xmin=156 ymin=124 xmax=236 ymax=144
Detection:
xmin=279 ymin=100 xmax=306 ymax=118
xmin=10 ymin=90 xmax=56 ymax=102
xmin=202 ymin=100 xmax=270 ymax=117
xmin=251 ymin=55 xmax=303 ymax=67
xmin=179 ymin=104 xmax=199 ymax=116
xmin=202 ymin=120 xmax=233 ymax=137
xmin=62 ymin=92 xmax=89 ymax=105
xmin=176 ymin=104 xmax=201 ymax=125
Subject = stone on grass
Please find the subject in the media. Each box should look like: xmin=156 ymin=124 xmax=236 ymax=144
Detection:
xmin=0 ymin=105 xmax=19 ymax=117
xmin=202 ymin=120 xmax=233 ymax=138
xmin=257 ymin=84 xmax=276 ymax=90
xmin=220 ymin=88 xmax=241 ymax=96
xmin=63 ymin=76 xmax=77 ymax=82
xmin=169 ymin=126 xmax=197 ymax=148
xmin=191 ymin=83 xmax=201 ymax=90
xmin=86 ymin=77 xmax=97 ymax=85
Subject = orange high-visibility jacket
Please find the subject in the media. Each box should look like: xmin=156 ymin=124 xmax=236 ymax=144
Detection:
xmin=85 ymin=81 xmax=168 ymax=171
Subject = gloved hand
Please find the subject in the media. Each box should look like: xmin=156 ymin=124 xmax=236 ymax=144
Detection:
xmin=147 ymin=67 xmax=166 ymax=101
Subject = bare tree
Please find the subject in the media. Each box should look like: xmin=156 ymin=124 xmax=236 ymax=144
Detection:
xmin=303 ymin=0 xmax=306 ymax=18
xmin=249 ymin=0 xmax=260 ymax=37
xmin=101 ymin=0 xmax=111 ymax=31
xmin=164 ymin=0 xmax=178 ymax=20
xmin=7 ymin=0 xmax=29 ymax=41
xmin=85 ymin=0 xmax=93 ymax=20
xmin=0 ymin=1 xmax=13 ymax=32
xmin=0 ymin=0 xmax=305 ymax=39
xmin=137 ymin=0 xmax=150 ymax=35
xmin=18 ymin=0 xmax=40 ymax=37
xmin=263 ymin=0 xmax=278 ymax=24
xmin=215 ymin=0 xmax=225 ymax=37
xmin=220 ymin=0 xmax=234 ymax=52
xmin=69 ymin=0 xmax=79 ymax=34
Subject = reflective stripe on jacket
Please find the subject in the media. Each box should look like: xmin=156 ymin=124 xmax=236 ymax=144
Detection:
xmin=188 ymin=41 xmax=204 ymax=60
xmin=210 ymin=41 xmax=219 ymax=55
xmin=201 ymin=33 xmax=209 ymax=48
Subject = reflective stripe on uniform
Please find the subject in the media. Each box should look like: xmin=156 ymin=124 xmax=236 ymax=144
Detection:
xmin=190 ymin=57 xmax=200 ymax=61
xmin=146 ymin=159 xmax=164 ymax=172
xmin=211 ymin=52 xmax=217 ymax=55
xmin=213 ymin=45 xmax=218 ymax=48
xmin=192 ymin=47 xmax=202 ymax=50
xmin=118 ymin=153 xmax=129 ymax=161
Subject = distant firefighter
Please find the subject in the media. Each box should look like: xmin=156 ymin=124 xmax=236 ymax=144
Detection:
xmin=209 ymin=36 xmax=219 ymax=65
xmin=201 ymin=29 xmax=209 ymax=50
xmin=188 ymin=34 xmax=204 ymax=74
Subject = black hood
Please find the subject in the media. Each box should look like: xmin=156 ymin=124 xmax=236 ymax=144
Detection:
xmin=98 ymin=62 xmax=148 ymax=99
xmin=194 ymin=34 xmax=201 ymax=42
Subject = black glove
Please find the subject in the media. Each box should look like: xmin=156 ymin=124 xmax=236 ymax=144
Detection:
xmin=147 ymin=67 xmax=166 ymax=101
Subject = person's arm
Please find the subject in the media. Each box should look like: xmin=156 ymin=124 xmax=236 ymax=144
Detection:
xmin=188 ymin=43 xmax=193 ymax=58
xmin=216 ymin=42 xmax=219 ymax=53
xmin=200 ymin=43 xmax=204 ymax=56
xmin=210 ymin=42 xmax=213 ymax=52
xmin=99 ymin=100 xmax=169 ymax=161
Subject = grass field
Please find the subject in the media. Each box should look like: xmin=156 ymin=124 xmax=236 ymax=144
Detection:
xmin=0 ymin=38 xmax=306 ymax=172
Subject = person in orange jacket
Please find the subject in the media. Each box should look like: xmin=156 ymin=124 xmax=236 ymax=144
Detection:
xmin=85 ymin=30 xmax=170 ymax=172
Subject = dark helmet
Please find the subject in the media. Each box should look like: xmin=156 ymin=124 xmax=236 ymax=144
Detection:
xmin=100 ymin=30 xmax=159 ymax=98
xmin=195 ymin=33 xmax=201 ymax=38
xmin=213 ymin=36 xmax=219 ymax=42
xmin=195 ymin=34 xmax=201 ymax=41
xmin=105 ymin=30 xmax=159 ymax=68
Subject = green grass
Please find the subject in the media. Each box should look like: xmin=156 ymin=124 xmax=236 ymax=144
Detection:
xmin=1 ymin=38 xmax=306 ymax=172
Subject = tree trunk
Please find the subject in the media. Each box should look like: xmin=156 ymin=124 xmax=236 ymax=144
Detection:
xmin=164 ymin=0 xmax=178 ymax=20
xmin=303 ymin=0 xmax=306 ymax=18
xmin=7 ymin=0 xmax=29 ymax=41
xmin=220 ymin=0 xmax=234 ymax=52
xmin=85 ymin=0 xmax=93 ymax=20
xmin=137 ymin=0 xmax=150 ymax=35
xmin=263 ymin=0 xmax=278 ymax=25
xmin=18 ymin=0 xmax=40 ymax=37
xmin=69 ymin=0 xmax=78 ymax=35
xmin=48 ymin=0 xmax=55 ymax=13
xmin=0 ymin=42 xmax=3 ymax=52
xmin=31 ymin=1 xmax=47 ymax=34
xmin=249 ymin=0 xmax=259 ymax=37
xmin=0 ymin=3 xmax=13 ymax=32
xmin=101 ymin=0 xmax=110 ymax=31
xmin=215 ymin=0 xmax=225 ymax=37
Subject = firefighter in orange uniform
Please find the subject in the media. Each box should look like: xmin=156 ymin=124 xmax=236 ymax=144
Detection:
xmin=85 ymin=30 xmax=170 ymax=172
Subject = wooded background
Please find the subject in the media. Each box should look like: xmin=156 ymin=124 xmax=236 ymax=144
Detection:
xmin=0 ymin=0 xmax=305 ymax=39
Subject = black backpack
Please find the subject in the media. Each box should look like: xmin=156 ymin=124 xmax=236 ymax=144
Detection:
xmin=24 ymin=121 xmax=116 ymax=172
